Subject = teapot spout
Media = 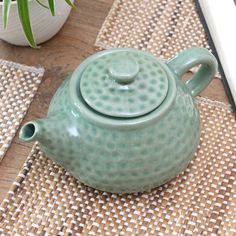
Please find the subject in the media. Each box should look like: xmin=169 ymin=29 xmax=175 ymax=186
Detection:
xmin=19 ymin=120 xmax=45 ymax=143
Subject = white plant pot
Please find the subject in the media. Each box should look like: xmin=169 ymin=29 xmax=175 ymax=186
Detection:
xmin=0 ymin=0 xmax=73 ymax=46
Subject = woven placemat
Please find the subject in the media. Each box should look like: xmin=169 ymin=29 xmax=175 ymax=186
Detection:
xmin=0 ymin=97 xmax=235 ymax=235
xmin=0 ymin=60 xmax=44 ymax=161
xmin=95 ymin=0 xmax=222 ymax=78
xmin=96 ymin=0 xmax=210 ymax=59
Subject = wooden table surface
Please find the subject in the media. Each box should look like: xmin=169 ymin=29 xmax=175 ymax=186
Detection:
xmin=0 ymin=0 xmax=229 ymax=203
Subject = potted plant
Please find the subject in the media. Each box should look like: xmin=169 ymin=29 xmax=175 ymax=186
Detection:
xmin=0 ymin=0 xmax=75 ymax=48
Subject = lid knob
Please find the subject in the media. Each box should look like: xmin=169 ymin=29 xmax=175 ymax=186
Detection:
xmin=108 ymin=56 xmax=139 ymax=84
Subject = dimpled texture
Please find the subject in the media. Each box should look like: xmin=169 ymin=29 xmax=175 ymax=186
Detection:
xmin=40 ymin=74 xmax=200 ymax=193
xmin=80 ymin=51 xmax=168 ymax=118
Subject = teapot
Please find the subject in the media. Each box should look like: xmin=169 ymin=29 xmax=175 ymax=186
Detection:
xmin=19 ymin=48 xmax=217 ymax=193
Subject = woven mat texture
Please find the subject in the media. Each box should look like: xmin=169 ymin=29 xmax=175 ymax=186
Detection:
xmin=0 ymin=97 xmax=235 ymax=235
xmin=95 ymin=0 xmax=222 ymax=78
xmin=96 ymin=0 xmax=211 ymax=59
xmin=0 ymin=60 xmax=44 ymax=161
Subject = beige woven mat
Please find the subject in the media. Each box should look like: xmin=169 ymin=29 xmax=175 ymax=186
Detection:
xmin=95 ymin=0 xmax=221 ymax=78
xmin=0 ymin=59 xmax=44 ymax=161
xmin=0 ymin=97 xmax=235 ymax=235
xmin=96 ymin=0 xmax=210 ymax=58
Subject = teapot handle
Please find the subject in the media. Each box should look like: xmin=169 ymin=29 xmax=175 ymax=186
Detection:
xmin=167 ymin=48 xmax=218 ymax=97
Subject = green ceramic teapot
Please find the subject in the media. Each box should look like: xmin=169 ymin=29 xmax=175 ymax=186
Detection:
xmin=19 ymin=48 xmax=217 ymax=193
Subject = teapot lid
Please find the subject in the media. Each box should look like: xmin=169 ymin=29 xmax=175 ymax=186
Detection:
xmin=79 ymin=49 xmax=169 ymax=118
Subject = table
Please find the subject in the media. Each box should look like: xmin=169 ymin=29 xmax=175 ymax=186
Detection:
xmin=0 ymin=0 xmax=229 ymax=202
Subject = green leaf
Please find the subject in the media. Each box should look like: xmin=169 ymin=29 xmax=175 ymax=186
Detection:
xmin=2 ymin=0 xmax=11 ymax=29
xmin=64 ymin=0 xmax=77 ymax=9
xmin=48 ymin=0 xmax=55 ymax=16
xmin=17 ymin=0 xmax=38 ymax=48
xmin=35 ymin=0 xmax=49 ymax=9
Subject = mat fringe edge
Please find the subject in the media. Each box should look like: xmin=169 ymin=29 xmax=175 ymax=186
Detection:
xmin=95 ymin=0 xmax=122 ymax=49
xmin=196 ymin=96 xmax=232 ymax=111
xmin=0 ymin=143 xmax=40 ymax=217
xmin=0 ymin=59 xmax=45 ymax=76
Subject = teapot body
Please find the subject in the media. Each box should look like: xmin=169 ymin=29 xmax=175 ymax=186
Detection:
xmin=41 ymin=75 xmax=200 ymax=193
xmin=20 ymin=48 xmax=217 ymax=193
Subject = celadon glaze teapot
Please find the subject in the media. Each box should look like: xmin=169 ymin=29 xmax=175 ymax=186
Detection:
xmin=19 ymin=48 xmax=217 ymax=193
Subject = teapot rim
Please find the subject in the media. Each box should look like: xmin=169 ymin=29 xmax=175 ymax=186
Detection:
xmin=69 ymin=48 xmax=177 ymax=129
